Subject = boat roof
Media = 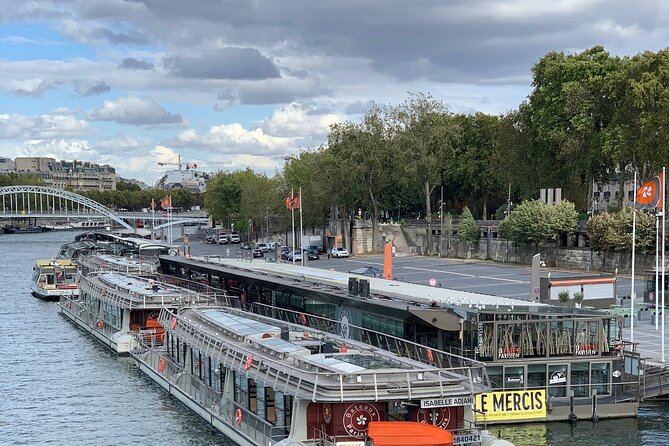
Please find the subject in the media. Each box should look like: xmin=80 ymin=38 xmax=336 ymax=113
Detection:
xmin=82 ymin=272 xmax=217 ymax=309
xmin=34 ymin=258 xmax=78 ymax=269
xmin=79 ymin=254 xmax=158 ymax=273
xmin=164 ymin=305 xmax=486 ymax=402
xmin=167 ymin=256 xmax=604 ymax=316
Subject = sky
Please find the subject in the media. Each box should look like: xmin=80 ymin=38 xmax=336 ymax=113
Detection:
xmin=1 ymin=0 xmax=668 ymax=186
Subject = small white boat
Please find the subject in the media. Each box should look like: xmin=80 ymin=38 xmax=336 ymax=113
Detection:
xmin=70 ymin=220 xmax=111 ymax=230
xmin=43 ymin=223 xmax=74 ymax=231
xmin=31 ymin=259 xmax=80 ymax=301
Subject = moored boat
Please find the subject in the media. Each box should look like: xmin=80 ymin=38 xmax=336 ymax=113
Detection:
xmin=4 ymin=225 xmax=44 ymax=234
xmin=30 ymin=259 xmax=79 ymax=301
xmin=131 ymin=305 xmax=512 ymax=446
xmin=58 ymin=271 xmax=222 ymax=354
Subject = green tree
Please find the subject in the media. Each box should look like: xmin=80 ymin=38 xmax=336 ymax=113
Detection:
xmin=390 ymin=93 xmax=460 ymax=253
xmin=458 ymin=206 xmax=479 ymax=247
xmin=586 ymin=208 xmax=655 ymax=253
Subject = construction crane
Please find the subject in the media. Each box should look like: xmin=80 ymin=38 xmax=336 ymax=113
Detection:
xmin=157 ymin=155 xmax=198 ymax=170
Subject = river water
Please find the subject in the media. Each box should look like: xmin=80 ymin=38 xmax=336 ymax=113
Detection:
xmin=1 ymin=231 xmax=667 ymax=446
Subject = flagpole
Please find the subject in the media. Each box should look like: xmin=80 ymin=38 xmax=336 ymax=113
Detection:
xmin=291 ymin=188 xmax=295 ymax=265
xmin=662 ymin=166 xmax=666 ymax=363
xmin=299 ymin=187 xmax=304 ymax=266
xmin=656 ymin=213 xmax=660 ymax=331
xmin=631 ymin=170 xmax=637 ymax=343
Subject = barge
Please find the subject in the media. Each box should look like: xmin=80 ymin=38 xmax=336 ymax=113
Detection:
xmin=158 ymin=256 xmax=640 ymax=424
xmin=132 ymin=304 xmax=511 ymax=446
xmin=58 ymin=270 xmax=221 ymax=354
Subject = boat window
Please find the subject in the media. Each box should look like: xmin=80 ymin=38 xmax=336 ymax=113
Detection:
xmin=265 ymin=387 xmax=276 ymax=424
xmin=527 ymin=364 xmax=546 ymax=389
xmin=236 ymin=372 xmax=249 ymax=408
xmin=591 ymin=362 xmax=610 ymax=395
xmin=176 ymin=338 xmax=180 ymax=363
xmin=248 ymin=379 xmax=257 ymax=414
xmin=547 ymin=364 xmax=567 ymax=398
xmin=571 ymin=362 xmax=590 ymax=397
xmin=207 ymin=356 xmax=212 ymax=387
xmin=284 ymin=394 xmax=293 ymax=434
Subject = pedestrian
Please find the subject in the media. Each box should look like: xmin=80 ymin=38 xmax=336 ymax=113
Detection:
xmin=327 ymin=250 xmax=331 ymax=260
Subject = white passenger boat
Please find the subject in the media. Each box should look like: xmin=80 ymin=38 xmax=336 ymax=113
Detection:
xmin=59 ymin=272 xmax=221 ymax=354
xmin=131 ymin=305 xmax=512 ymax=446
xmin=70 ymin=220 xmax=111 ymax=230
xmin=77 ymin=254 xmax=158 ymax=276
xmin=30 ymin=259 xmax=79 ymax=301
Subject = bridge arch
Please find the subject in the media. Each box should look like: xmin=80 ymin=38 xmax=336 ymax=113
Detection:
xmin=0 ymin=185 xmax=133 ymax=230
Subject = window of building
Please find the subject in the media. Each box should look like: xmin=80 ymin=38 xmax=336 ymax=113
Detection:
xmin=527 ymin=364 xmax=547 ymax=389
xmin=548 ymin=364 xmax=567 ymax=398
xmin=591 ymin=362 xmax=610 ymax=395
xmin=571 ymin=362 xmax=590 ymax=397
xmin=487 ymin=366 xmax=503 ymax=390
xmin=504 ymin=366 xmax=525 ymax=389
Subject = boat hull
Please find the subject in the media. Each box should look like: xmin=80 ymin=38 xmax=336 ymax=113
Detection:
xmin=132 ymin=354 xmax=261 ymax=446
xmin=30 ymin=283 xmax=79 ymax=301
xmin=58 ymin=300 xmax=134 ymax=355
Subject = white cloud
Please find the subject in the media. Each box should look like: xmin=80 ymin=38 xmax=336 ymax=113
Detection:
xmin=20 ymin=138 xmax=94 ymax=157
xmin=87 ymin=96 xmax=183 ymax=125
xmin=174 ymin=123 xmax=293 ymax=155
xmin=0 ymin=113 xmax=89 ymax=139
xmin=96 ymin=133 xmax=151 ymax=151
xmin=262 ymin=103 xmax=341 ymax=138
xmin=7 ymin=79 xmax=54 ymax=96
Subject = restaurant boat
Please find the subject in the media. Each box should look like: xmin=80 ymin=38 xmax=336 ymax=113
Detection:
xmin=131 ymin=304 xmax=510 ymax=446
xmin=158 ymin=256 xmax=640 ymax=424
xmin=59 ymin=271 xmax=220 ymax=354
xmin=31 ymin=259 xmax=79 ymax=301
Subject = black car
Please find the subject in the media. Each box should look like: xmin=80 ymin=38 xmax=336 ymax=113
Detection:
xmin=280 ymin=246 xmax=291 ymax=260
xmin=305 ymin=247 xmax=319 ymax=260
xmin=252 ymin=248 xmax=264 ymax=258
xmin=240 ymin=242 xmax=252 ymax=250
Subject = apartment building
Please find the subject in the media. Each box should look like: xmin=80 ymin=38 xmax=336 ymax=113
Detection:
xmin=14 ymin=157 xmax=116 ymax=191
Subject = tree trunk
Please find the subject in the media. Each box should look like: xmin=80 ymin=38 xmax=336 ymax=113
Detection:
xmin=425 ymin=179 xmax=432 ymax=254
xmin=482 ymin=195 xmax=488 ymax=221
xmin=368 ymin=185 xmax=380 ymax=253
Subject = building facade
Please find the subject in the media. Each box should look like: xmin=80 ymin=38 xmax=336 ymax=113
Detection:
xmin=14 ymin=157 xmax=116 ymax=191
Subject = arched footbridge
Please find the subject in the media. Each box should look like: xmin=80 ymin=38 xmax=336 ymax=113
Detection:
xmin=0 ymin=186 xmax=207 ymax=231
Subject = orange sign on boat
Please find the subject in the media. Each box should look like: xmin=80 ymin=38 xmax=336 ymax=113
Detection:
xmin=367 ymin=421 xmax=453 ymax=446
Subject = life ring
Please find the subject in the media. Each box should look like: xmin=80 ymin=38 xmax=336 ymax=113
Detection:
xmin=158 ymin=357 xmax=165 ymax=372
xmin=299 ymin=313 xmax=307 ymax=325
xmin=426 ymin=348 xmax=434 ymax=362
xmin=244 ymin=354 xmax=253 ymax=371
xmin=96 ymin=319 xmax=103 ymax=329
xmin=171 ymin=317 xmax=177 ymax=329
xmin=235 ymin=408 xmax=243 ymax=425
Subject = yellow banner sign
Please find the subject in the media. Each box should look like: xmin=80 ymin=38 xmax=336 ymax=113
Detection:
xmin=474 ymin=390 xmax=546 ymax=421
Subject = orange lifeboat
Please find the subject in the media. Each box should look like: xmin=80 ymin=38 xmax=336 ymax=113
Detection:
xmin=367 ymin=421 xmax=453 ymax=446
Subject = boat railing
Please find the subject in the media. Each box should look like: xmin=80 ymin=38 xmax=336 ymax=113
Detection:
xmin=79 ymin=273 xmax=224 ymax=309
xmin=159 ymin=308 xmax=486 ymax=402
xmin=77 ymin=254 xmax=158 ymax=275
xmin=249 ymin=302 xmax=489 ymax=381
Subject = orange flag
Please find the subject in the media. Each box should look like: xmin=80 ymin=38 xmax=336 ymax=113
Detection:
xmin=635 ymin=172 xmax=664 ymax=209
xmin=282 ymin=192 xmax=294 ymax=209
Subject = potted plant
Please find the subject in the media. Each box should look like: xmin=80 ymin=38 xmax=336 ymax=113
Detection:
xmin=573 ymin=291 xmax=584 ymax=308
xmin=557 ymin=290 xmax=570 ymax=306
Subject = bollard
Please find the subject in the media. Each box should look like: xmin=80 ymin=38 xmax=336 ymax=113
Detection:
xmin=568 ymin=390 xmax=577 ymax=423
xmin=591 ymin=390 xmax=598 ymax=422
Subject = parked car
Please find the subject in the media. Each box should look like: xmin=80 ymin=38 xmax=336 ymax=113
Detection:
xmin=229 ymin=232 xmax=241 ymax=243
xmin=287 ymin=250 xmax=302 ymax=262
xmin=252 ymin=248 xmax=264 ymax=258
xmin=280 ymin=246 xmax=291 ymax=260
xmin=331 ymin=247 xmax=349 ymax=258
xmin=305 ymin=247 xmax=320 ymax=260
xmin=205 ymin=233 xmax=217 ymax=244
xmin=218 ymin=233 xmax=228 ymax=244
xmin=240 ymin=242 xmax=252 ymax=250
xmin=268 ymin=240 xmax=279 ymax=250
xmin=255 ymin=242 xmax=270 ymax=253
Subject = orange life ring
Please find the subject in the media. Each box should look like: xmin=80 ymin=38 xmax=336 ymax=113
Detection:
xmin=244 ymin=354 xmax=253 ymax=371
xmin=299 ymin=313 xmax=307 ymax=325
xmin=171 ymin=317 xmax=177 ymax=329
xmin=235 ymin=408 xmax=243 ymax=425
xmin=426 ymin=348 xmax=434 ymax=362
xmin=158 ymin=357 xmax=165 ymax=372
xmin=96 ymin=319 xmax=103 ymax=329
xmin=340 ymin=345 xmax=348 ymax=353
